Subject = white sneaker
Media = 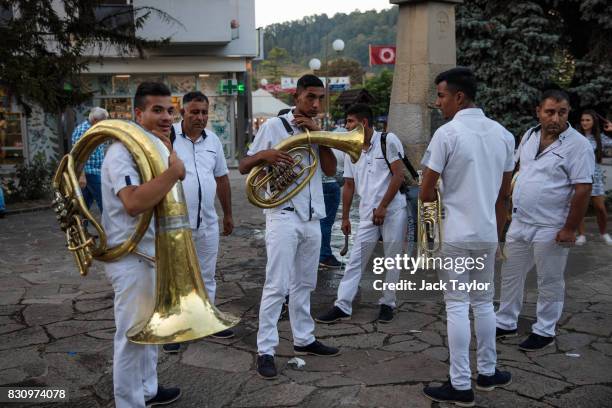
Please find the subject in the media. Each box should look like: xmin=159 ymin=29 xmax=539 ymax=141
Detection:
xmin=602 ymin=233 xmax=612 ymax=246
xmin=576 ymin=235 xmax=587 ymax=246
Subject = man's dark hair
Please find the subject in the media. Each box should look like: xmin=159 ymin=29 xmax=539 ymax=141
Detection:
xmin=183 ymin=91 xmax=209 ymax=105
xmin=539 ymin=84 xmax=570 ymax=105
xmin=434 ymin=67 xmax=477 ymax=101
xmin=346 ymin=103 xmax=374 ymax=128
xmin=134 ymin=82 xmax=171 ymax=110
xmin=296 ymin=74 xmax=324 ymax=92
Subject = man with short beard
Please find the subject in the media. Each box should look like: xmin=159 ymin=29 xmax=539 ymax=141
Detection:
xmin=496 ymin=88 xmax=594 ymax=351
xmin=162 ymin=91 xmax=235 ymax=355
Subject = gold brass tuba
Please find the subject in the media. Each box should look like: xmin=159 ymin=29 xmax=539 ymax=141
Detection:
xmin=416 ymin=170 xmax=443 ymax=258
xmin=52 ymin=120 xmax=239 ymax=344
xmin=246 ymin=125 xmax=364 ymax=208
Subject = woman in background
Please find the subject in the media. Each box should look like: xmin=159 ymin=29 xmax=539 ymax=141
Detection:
xmin=576 ymin=110 xmax=611 ymax=245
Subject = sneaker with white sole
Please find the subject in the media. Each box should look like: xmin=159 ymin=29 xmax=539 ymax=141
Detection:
xmin=145 ymin=386 xmax=181 ymax=407
xmin=576 ymin=235 xmax=587 ymax=246
xmin=476 ymin=368 xmax=512 ymax=391
xmin=602 ymin=233 xmax=612 ymax=246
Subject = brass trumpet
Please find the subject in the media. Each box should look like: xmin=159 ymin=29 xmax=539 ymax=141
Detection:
xmin=246 ymin=126 xmax=364 ymax=208
xmin=52 ymin=120 xmax=239 ymax=344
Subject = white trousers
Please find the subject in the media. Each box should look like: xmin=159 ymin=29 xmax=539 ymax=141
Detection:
xmin=105 ymin=255 xmax=158 ymax=408
xmin=496 ymin=219 xmax=569 ymax=337
xmin=335 ymin=207 xmax=408 ymax=315
xmin=440 ymin=243 xmax=497 ymax=391
xmin=193 ymin=222 xmax=219 ymax=304
xmin=257 ymin=211 xmax=321 ymax=356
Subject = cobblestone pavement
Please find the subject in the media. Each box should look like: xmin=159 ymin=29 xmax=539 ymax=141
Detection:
xmin=1 ymin=170 xmax=611 ymax=407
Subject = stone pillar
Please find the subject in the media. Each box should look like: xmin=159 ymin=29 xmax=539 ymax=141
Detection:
xmin=387 ymin=0 xmax=462 ymax=165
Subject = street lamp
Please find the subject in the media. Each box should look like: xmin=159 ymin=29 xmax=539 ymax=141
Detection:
xmin=325 ymin=38 xmax=344 ymax=129
xmin=260 ymin=78 xmax=268 ymax=87
xmin=308 ymin=58 xmax=321 ymax=71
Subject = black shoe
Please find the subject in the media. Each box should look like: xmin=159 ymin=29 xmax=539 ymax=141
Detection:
xmin=377 ymin=304 xmax=394 ymax=324
xmin=256 ymin=354 xmax=277 ymax=379
xmin=476 ymin=368 xmax=512 ymax=391
xmin=319 ymin=256 xmax=342 ymax=268
xmin=210 ymin=329 xmax=235 ymax=339
xmin=315 ymin=306 xmax=351 ymax=324
xmin=422 ymin=380 xmax=475 ymax=407
xmin=294 ymin=340 xmax=340 ymax=356
xmin=162 ymin=343 xmax=181 ymax=354
xmin=496 ymin=327 xmax=518 ymax=339
xmin=518 ymin=333 xmax=555 ymax=351
xmin=145 ymin=386 xmax=181 ymax=407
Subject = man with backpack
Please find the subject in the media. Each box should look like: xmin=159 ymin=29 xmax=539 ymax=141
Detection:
xmin=316 ymin=103 xmax=408 ymax=324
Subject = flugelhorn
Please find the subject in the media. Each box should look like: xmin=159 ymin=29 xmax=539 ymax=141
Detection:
xmin=246 ymin=125 xmax=364 ymax=208
xmin=52 ymin=120 xmax=239 ymax=344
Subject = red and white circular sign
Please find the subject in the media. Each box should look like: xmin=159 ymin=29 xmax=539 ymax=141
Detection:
xmin=379 ymin=47 xmax=396 ymax=64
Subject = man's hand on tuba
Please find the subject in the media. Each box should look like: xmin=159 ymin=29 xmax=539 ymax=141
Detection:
xmin=260 ymin=149 xmax=295 ymax=167
xmin=293 ymin=113 xmax=321 ymax=131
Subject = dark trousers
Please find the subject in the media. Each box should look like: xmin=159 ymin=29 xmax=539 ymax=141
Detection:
xmin=319 ymin=181 xmax=341 ymax=261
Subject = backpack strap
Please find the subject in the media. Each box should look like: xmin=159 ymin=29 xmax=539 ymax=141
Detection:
xmin=278 ymin=117 xmax=294 ymax=135
xmin=170 ymin=125 xmax=176 ymax=145
xmin=381 ymin=132 xmax=419 ymax=180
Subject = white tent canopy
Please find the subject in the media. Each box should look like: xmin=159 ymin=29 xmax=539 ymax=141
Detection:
xmin=252 ymin=89 xmax=290 ymax=117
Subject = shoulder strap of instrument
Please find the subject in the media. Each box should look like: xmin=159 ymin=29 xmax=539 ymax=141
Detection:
xmin=170 ymin=125 xmax=176 ymax=145
xmin=278 ymin=117 xmax=294 ymax=135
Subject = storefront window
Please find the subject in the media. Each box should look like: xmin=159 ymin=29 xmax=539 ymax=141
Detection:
xmin=168 ymin=75 xmax=196 ymax=94
xmin=101 ymin=98 xmax=133 ymax=120
xmin=0 ymin=112 xmax=24 ymax=165
xmin=130 ymin=75 xmax=163 ymax=94
xmin=112 ymin=75 xmax=130 ymax=94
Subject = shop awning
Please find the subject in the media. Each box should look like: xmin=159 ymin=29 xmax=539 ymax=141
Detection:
xmin=252 ymin=89 xmax=290 ymax=117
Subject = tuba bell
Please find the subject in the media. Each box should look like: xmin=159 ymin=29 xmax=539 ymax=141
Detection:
xmin=246 ymin=125 xmax=364 ymax=208
xmin=52 ymin=120 xmax=239 ymax=344
xmin=416 ymin=170 xmax=443 ymax=258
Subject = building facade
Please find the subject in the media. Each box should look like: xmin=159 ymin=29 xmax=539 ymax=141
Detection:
xmin=0 ymin=0 xmax=260 ymax=173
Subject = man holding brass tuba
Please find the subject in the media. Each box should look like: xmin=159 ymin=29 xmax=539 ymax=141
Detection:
xmin=239 ymin=75 xmax=340 ymax=380
xmin=101 ymin=82 xmax=183 ymax=407
xmin=420 ymin=68 xmax=515 ymax=406
xmin=316 ymin=103 xmax=408 ymax=324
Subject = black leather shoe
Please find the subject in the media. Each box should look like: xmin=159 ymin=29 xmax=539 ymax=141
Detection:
xmin=145 ymin=386 xmax=181 ymax=407
xmin=377 ymin=304 xmax=394 ymax=323
xmin=496 ymin=327 xmax=518 ymax=339
xmin=422 ymin=380 xmax=474 ymax=407
xmin=162 ymin=343 xmax=180 ymax=354
xmin=294 ymin=340 xmax=340 ymax=356
xmin=210 ymin=329 xmax=235 ymax=339
xmin=315 ymin=306 xmax=350 ymax=324
xmin=519 ymin=333 xmax=555 ymax=351
xmin=476 ymin=368 xmax=512 ymax=391
xmin=256 ymin=354 xmax=277 ymax=379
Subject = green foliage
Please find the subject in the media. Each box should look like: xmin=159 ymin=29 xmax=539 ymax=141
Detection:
xmin=2 ymin=153 xmax=56 ymax=201
xmin=258 ymin=47 xmax=290 ymax=82
xmin=327 ymin=58 xmax=364 ymax=85
xmin=263 ymin=8 xmax=398 ymax=67
xmin=364 ymin=69 xmax=394 ymax=118
xmin=0 ymin=0 xmax=178 ymax=115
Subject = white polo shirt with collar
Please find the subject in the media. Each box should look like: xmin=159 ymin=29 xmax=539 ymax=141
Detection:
xmin=512 ymin=124 xmax=594 ymax=228
xmin=172 ymin=122 xmax=228 ymax=230
xmin=101 ymin=142 xmax=155 ymax=258
xmin=421 ymin=108 xmax=515 ymax=244
xmin=343 ymin=130 xmax=406 ymax=220
xmin=247 ymin=110 xmax=326 ymax=222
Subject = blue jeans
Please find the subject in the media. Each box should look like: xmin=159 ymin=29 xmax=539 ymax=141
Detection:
xmin=0 ymin=184 xmax=5 ymax=213
xmin=319 ymin=181 xmax=341 ymax=261
xmin=83 ymin=173 xmax=103 ymax=213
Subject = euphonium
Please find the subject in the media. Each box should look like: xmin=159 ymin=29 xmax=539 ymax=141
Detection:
xmin=52 ymin=120 xmax=239 ymax=344
xmin=246 ymin=125 xmax=364 ymax=208
xmin=416 ymin=170 xmax=443 ymax=258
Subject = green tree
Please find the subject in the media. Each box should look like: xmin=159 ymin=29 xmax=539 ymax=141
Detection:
xmin=326 ymin=58 xmax=364 ymax=86
xmin=258 ymin=46 xmax=290 ymax=83
xmin=0 ymin=0 xmax=178 ymax=115
xmin=364 ymin=69 xmax=393 ymax=118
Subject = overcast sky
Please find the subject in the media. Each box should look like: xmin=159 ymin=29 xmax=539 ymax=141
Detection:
xmin=255 ymin=0 xmax=394 ymax=28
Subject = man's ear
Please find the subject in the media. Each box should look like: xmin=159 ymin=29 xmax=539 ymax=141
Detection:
xmin=134 ymin=107 xmax=143 ymax=124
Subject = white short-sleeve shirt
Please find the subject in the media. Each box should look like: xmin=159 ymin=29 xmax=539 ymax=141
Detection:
xmin=247 ymin=110 xmax=326 ymax=222
xmin=512 ymin=124 xmax=595 ymax=228
xmin=172 ymin=122 xmax=229 ymax=229
xmin=101 ymin=142 xmax=155 ymax=258
xmin=343 ymin=131 xmax=406 ymax=220
xmin=421 ymin=108 xmax=515 ymax=243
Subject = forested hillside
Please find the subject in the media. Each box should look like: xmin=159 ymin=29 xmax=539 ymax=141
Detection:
xmin=263 ymin=8 xmax=398 ymax=67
